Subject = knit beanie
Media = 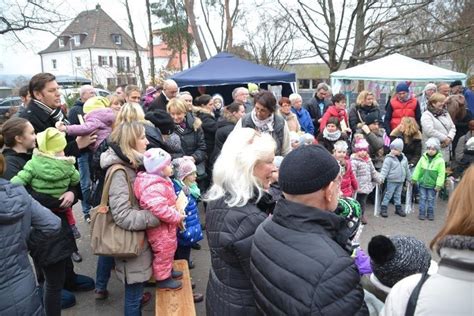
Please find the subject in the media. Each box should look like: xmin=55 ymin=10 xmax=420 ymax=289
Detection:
xmin=368 ymin=235 xmax=431 ymax=288
xmin=145 ymin=110 xmax=175 ymax=135
xmin=423 ymin=83 xmax=437 ymax=93
xmin=450 ymin=80 xmax=462 ymax=88
xmin=83 ymin=96 xmax=111 ymax=114
xmin=279 ymin=145 xmax=340 ymax=195
xmin=390 ymin=138 xmax=404 ymax=151
xmin=396 ymin=82 xmax=409 ymax=93
xmin=354 ymin=138 xmax=369 ymax=152
xmin=425 ymin=137 xmax=441 ymax=151
xmin=466 ymin=137 xmax=474 ymax=151
xmin=364 ymin=112 xmax=380 ymax=126
xmin=143 ymin=148 xmax=171 ymax=176
xmin=146 ymin=87 xmax=157 ymax=96
xmin=37 ymin=127 xmax=67 ymax=155
xmin=173 ymin=157 xmax=196 ymax=181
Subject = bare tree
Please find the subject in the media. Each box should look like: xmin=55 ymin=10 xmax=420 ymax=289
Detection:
xmin=239 ymin=11 xmax=310 ymax=69
xmin=0 ymin=0 xmax=68 ymax=36
xmin=146 ymin=0 xmax=156 ymax=84
xmin=184 ymin=0 xmax=207 ymax=61
xmin=124 ymin=0 xmax=146 ymax=89
xmin=199 ymin=0 xmax=242 ymax=53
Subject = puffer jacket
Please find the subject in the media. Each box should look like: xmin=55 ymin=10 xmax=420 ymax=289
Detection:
xmin=382 ymin=235 xmax=474 ymax=316
xmin=341 ymin=158 xmax=358 ymax=197
xmin=380 ymin=153 xmax=410 ymax=183
xmin=412 ymin=152 xmax=446 ymax=189
xmin=291 ymin=107 xmax=315 ymax=135
xmin=210 ymin=117 xmax=237 ymax=166
xmin=194 ymin=107 xmax=218 ymax=160
xmin=351 ymin=155 xmax=381 ymax=194
xmin=320 ymin=105 xmax=350 ymax=131
xmin=173 ymin=180 xmax=203 ymax=247
xmin=11 ymin=149 xmax=80 ymax=198
xmin=134 ymin=172 xmax=180 ymax=280
xmin=175 ymin=113 xmax=207 ymax=165
xmin=100 ymin=146 xmax=160 ymax=284
xmin=385 ymin=96 xmax=420 ymax=134
xmin=348 ymin=104 xmax=381 ymax=131
xmin=65 ymin=108 xmax=116 ymax=152
xmin=0 ymin=179 xmax=61 ymax=316
xmin=250 ymin=198 xmax=368 ymax=316
xmin=421 ymin=110 xmax=456 ymax=162
xmin=205 ymin=196 xmax=268 ymax=316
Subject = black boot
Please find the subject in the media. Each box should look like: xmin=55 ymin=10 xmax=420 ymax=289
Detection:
xmin=395 ymin=205 xmax=406 ymax=217
xmin=380 ymin=205 xmax=388 ymax=218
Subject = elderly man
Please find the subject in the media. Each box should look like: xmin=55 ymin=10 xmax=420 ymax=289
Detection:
xmin=437 ymin=82 xmax=450 ymax=97
xmin=68 ymin=84 xmax=95 ymax=125
xmin=419 ymin=83 xmax=437 ymax=113
xmin=232 ymin=87 xmax=252 ymax=113
xmin=450 ymin=80 xmax=474 ymax=114
xmin=250 ymin=145 xmax=368 ymax=315
xmin=304 ymin=82 xmax=331 ymax=136
xmin=289 ymin=93 xmax=314 ymax=135
xmin=148 ymin=79 xmax=179 ymax=112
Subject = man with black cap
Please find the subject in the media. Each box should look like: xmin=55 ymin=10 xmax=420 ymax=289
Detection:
xmin=384 ymin=82 xmax=421 ymax=134
xmin=356 ymin=111 xmax=386 ymax=170
xmin=250 ymin=145 xmax=368 ymax=315
xmin=450 ymin=80 xmax=474 ymax=114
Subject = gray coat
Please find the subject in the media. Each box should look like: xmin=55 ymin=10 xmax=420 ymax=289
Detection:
xmin=380 ymin=153 xmax=410 ymax=183
xmin=0 ymin=179 xmax=61 ymax=316
xmin=100 ymin=148 xmax=160 ymax=284
xmin=421 ymin=110 xmax=456 ymax=162
xmin=351 ymin=155 xmax=381 ymax=194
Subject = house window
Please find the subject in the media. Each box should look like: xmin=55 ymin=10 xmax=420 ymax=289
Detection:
xmin=98 ymin=56 xmax=108 ymax=67
xmin=112 ymin=34 xmax=122 ymax=45
xmin=126 ymin=57 xmax=130 ymax=72
xmin=76 ymin=57 xmax=81 ymax=67
xmin=298 ymin=79 xmax=310 ymax=89
xmin=109 ymin=56 xmax=113 ymax=67
xmin=117 ymin=57 xmax=125 ymax=72
xmin=59 ymin=38 xmax=65 ymax=48
xmin=73 ymin=35 xmax=81 ymax=46
xmin=117 ymin=75 xmax=127 ymax=85
xmin=52 ymin=59 xmax=57 ymax=69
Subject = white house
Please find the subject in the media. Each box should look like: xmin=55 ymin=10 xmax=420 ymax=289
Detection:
xmin=39 ymin=4 xmax=149 ymax=90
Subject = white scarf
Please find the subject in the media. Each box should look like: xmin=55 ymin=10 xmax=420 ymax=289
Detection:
xmin=251 ymin=109 xmax=274 ymax=133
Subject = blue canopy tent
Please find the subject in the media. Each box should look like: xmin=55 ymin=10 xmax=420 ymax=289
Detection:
xmin=171 ymin=52 xmax=296 ymax=104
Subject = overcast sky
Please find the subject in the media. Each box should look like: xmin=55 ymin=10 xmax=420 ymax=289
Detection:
xmin=0 ymin=0 xmax=277 ymax=76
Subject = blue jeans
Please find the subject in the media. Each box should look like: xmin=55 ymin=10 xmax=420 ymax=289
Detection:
xmin=124 ymin=282 xmax=144 ymax=316
xmin=95 ymin=256 xmax=115 ymax=291
xmin=419 ymin=186 xmax=436 ymax=216
xmin=381 ymin=182 xmax=403 ymax=207
xmin=78 ymin=152 xmax=91 ymax=216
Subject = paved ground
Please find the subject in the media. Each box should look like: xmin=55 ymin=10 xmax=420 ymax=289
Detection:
xmin=64 ymin=197 xmax=448 ymax=316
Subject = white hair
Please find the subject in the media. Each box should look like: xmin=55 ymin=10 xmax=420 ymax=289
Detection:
xmin=316 ymin=82 xmax=329 ymax=92
xmin=232 ymin=87 xmax=248 ymax=100
xmin=333 ymin=140 xmax=348 ymax=152
xmin=163 ymin=79 xmax=178 ymax=90
xmin=206 ymin=128 xmax=276 ymax=207
xmin=289 ymin=93 xmax=302 ymax=104
xmin=80 ymin=84 xmax=94 ymax=97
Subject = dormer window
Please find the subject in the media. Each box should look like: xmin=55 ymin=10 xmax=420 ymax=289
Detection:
xmin=73 ymin=35 xmax=81 ymax=46
xmin=112 ymin=34 xmax=122 ymax=45
xmin=59 ymin=38 xmax=65 ymax=48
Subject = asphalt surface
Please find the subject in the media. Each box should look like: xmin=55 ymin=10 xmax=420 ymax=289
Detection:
xmin=63 ymin=197 xmax=448 ymax=316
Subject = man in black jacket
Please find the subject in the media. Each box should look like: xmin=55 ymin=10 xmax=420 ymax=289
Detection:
xmin=19 ymin=72 xmax=96 ymax=308
xmin=250 ymin=145 xmax=368 ymax=315
xmin=147 ymin=79 xmax=179 ymax=112
xmin=304 ymin=82 xmax=331 ymax=136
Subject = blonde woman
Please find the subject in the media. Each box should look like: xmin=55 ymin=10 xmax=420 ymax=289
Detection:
xmin=205 ymin=128 xmax=276 ymax=316
xmin=421 ymin=93 xmax=456 ymax=162
xmin=349 ymin=90 xmax=380 ymax=131
xmin=390 ymin=116 xmax=423 ymax=167
xmin=99 ymin=122 xmax=159 ymax=314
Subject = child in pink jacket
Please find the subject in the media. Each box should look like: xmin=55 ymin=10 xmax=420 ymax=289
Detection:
xmin=333 ymin=140 xmax=358 ymax=198
xmin=134 ymin=148 xmax=185 ymax=290
xmin=56 ymin=96 xmax=122 ymax=152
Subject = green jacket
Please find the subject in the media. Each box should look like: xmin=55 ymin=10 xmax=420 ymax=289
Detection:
xmin=11 ymin=149 xmax=80 ymax=198
xmin=412 ymin=152 xmax=445 ymax=189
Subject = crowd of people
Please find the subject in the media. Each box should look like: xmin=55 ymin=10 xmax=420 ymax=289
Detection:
xmin=0 ymin=73 xmax=473 ymax=316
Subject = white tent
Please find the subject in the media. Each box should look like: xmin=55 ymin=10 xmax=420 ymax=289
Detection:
xmin=331 ymin=53 xmax=467 ymax=92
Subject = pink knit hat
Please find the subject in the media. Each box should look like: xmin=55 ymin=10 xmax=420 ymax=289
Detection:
xmin=354 ymin=138 xmax=369 ymax=152
xmin=173 ymin=157 xmax=196 ymax=181
xmin=143 ymin=148 xmax=171 ymax=176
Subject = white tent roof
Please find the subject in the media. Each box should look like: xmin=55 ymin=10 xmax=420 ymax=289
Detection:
xmin=331 ymin=53 xmax=467 ymax=82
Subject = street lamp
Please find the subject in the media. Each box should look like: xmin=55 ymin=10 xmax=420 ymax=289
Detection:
xmin=62 ymin=34 xmax=75 ymax=82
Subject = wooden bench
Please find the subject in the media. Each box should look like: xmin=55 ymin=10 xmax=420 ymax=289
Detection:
xmin=155 ymin=259 xmax=196 ymax=316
